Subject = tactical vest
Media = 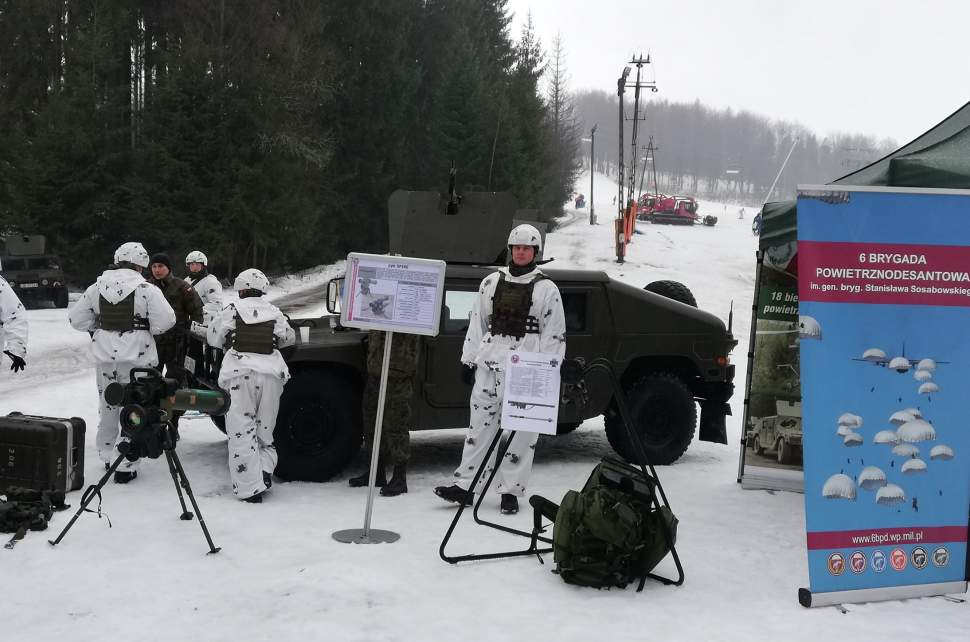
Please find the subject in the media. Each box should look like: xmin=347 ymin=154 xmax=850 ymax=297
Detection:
xmin=489 ymin=272 xmax=544 ymax=339
xmin=231 ymin=315 xmax=275 ymax=354
xmin=98 ymin=292 xmax=148 ymax=332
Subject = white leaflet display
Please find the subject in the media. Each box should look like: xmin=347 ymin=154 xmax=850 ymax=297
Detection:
xmin=341 ymin=253 xmax=446 ymax=336
xmin=500 ymin=350 xmax=562 ymax=435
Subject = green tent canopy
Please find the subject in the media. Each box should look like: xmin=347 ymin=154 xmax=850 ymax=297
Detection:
xmin=760 ymin=100 xmax=970 ymax=249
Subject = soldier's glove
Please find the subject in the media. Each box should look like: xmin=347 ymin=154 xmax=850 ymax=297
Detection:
xmin=461 ymin=363 xmax=476 ymax=385
xmin=4 ymin=351 xmax=26 ymax=372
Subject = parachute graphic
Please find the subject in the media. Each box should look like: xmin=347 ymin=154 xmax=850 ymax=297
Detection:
xmin=875 ymin=484 xmax=906 ymax=506
xmin=843 ymin=432 xmax=863 ymax=447
xmin=857 ymin=466 xmax=887 ymax=491
xmin=873 ymin=430 xmax=899 ymax=445
xmin=929 ymin=444 xmax=955 ymax=461
xmin=892 ymin=443 xmax=920 ymax=457
xmin=901 ymin=458 xmax=928 ymax=474
xmin=897 ymin=419 xmax=936 ymax=443
xmin=823 ymin=474 xmax=857 ymax=500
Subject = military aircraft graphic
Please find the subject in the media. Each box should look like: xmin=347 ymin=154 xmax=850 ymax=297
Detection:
xmin=852 ymin=343 xmax=948 ymax=374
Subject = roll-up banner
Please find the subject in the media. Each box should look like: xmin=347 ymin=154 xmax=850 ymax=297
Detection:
xmin=797 ymin=185 xmax=969 ymax=607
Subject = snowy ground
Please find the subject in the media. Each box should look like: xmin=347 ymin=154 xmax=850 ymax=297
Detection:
xmin=1 ymin=172 xmax=965 ymax=641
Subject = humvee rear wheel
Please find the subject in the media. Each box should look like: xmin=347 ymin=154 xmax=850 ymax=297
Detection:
xmin=605 ymin=372 xmax=696 ymax=465
xmin=777 ymin=438 xmax=793 ymax=464
xmin=273 ymin=369 xmax=361 ymax=482
xmin=644 ymin=280 xmax=697 ymax=307
xmin=752 ymin=436 xmax=763 ymax=456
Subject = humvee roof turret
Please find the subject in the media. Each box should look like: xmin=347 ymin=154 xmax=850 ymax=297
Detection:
xmin=213 ymin=190 xmax=737 ymax=482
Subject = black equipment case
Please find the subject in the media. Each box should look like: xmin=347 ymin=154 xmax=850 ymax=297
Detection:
xmin=1 ymin=413 xmax=86 ymax=496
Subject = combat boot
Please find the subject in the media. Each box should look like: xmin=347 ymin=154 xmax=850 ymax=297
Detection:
xmin=114 ymin=470 xmax=137 ymax=484
xmin=500 ymin=493 xmax=519 ymax=514
xmin=349 ymin=464 xmax=387 ymax=488
xmin=434 ymin=484 xmax=473 ymax=506
xmin=243 ymin=492 xmax=263 ymax=504
xmin=380 ymin=464 xmax=408 ymax=497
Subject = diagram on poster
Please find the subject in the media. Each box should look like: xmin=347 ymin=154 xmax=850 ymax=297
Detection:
xmin=341 ymin=253 xmax=446 ymax=336
xmin=500 ymin=350 xmax=562 ymax=435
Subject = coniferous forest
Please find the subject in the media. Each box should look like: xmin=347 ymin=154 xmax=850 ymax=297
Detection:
xmin=0 ymin=1 xmax=898 ymax=282
xmin=0 ymin=0 xmax=580 ymax=280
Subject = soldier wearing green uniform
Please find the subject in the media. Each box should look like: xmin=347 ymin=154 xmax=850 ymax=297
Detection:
xmin=348 ymin=330 xmax=419 ymax=497
xmin=149 ymin=253 xmax=203 ymax=386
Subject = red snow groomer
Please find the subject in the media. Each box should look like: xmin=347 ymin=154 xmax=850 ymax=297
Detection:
xmin=637 ymin=193 xmax=699 ymax=225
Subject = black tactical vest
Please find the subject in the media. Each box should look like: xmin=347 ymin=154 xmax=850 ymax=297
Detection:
xmin=231 ymin=315 xmax=275 ymax=354
xmin=489 ymin=272 xmax=544 ymax=339
xmin=98 ymin=292 xmax=147 ymax=332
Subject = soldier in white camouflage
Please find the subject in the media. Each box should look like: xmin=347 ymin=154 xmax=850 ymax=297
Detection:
xmin=348 ymin=330 xmax=419 ymax=496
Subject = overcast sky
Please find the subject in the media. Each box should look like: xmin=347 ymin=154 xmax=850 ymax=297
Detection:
xmin=508 ymin=0 xmax=970 ymax=145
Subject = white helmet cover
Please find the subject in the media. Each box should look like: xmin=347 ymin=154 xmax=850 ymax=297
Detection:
xmin=507 ymin=224 xmax=542 ymax=251
xmin=185 ymin=250 xmax=208 ymax=266
xmin=234 ymin=268 xmax=270 ymax=293
xmin=114 ymin=242 xmax=150 ymax=268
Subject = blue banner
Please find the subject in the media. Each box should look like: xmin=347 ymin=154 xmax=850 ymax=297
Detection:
xmin=798 ymin=186 xmax=970 ymax=604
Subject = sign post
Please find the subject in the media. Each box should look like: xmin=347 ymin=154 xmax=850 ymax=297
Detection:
xmin=332 ymin=253 xmax=446 ymax=545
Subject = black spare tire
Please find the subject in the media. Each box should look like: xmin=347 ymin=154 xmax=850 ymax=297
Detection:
xmin=644 ymin=280 xmax=697 ymax=307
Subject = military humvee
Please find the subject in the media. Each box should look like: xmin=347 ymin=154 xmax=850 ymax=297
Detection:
xmin=0 ymin=234 xmax=69 ymax=308
xmin=250 ymin=190 xmax=737 ymax=483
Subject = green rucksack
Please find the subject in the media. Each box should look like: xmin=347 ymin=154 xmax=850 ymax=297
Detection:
xmin=549 ymin=458 xmax=678 ymax=589
xmin=0 ymin=487 xmax=63 ymax=549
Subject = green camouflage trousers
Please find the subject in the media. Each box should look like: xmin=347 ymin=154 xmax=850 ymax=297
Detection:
xmin=361 ymin=373 xmax=412 ymax=466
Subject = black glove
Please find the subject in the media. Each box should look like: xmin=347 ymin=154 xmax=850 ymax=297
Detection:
xmin=4 ymin=351 xmax=26 ymax=372
xmin=461 ymin=363 xmax=476 ymax=385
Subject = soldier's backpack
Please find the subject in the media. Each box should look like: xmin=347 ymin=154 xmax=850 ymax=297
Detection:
xmin=535 ymin=457 xmax=679 ymax=590
xmin=0 ymin=487 xmax=63 ymax=549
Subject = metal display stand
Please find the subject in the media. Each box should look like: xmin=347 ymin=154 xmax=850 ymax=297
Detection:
xmin=438 ymin=357 xmax=684 ymax=589
xmin=333 ymin=330 xmax=400 ymax=544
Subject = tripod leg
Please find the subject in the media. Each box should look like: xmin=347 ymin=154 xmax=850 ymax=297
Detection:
xmin=167 ymin=450 xmax=221 ymax=554
xmin=49 ymin=453 xmax=126 ymax=547
xmin=164 ymin=449 xmax=194 ymax=521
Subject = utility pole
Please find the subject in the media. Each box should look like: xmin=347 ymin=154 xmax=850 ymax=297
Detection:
xmin=590 ymin=124 xmax=597 ymax=225
xmin=637 ymin=138 xmax=660 ymax=202
xmin=615 ymin=56 xmax=658 ymax=264
xmin=616 ymin=66 xmax=631 ymax=218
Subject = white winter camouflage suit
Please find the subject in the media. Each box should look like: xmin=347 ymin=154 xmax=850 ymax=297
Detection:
xmin=208 ymin=297 xmax=294 ymax=500
xmin=0 ymin=276 xmax=28 ymax=369
xmin=454 ymin=265 xmax=567 ymax=497
xmin=186 ymin=272 xmax=224 ymax=329
xmin=69 ymin=269 xmax=176 ymax=472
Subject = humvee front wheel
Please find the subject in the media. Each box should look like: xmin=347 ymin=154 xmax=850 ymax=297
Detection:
xmin=752 ymin=435 xmax=763 ymax=455
xmin=644 ymin=280 xmax=697 ymax=307
xmin=605 ymin=372 xmax=696 ymax=465
xmin=273 ymin=369 xmax=361 ymax=482
xmin=55 ymin=289 xmax=69 ymax=308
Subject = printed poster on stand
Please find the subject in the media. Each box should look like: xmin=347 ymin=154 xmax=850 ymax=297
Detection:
xmin=797 ymin=185 xmax=969 ymax=607
xmin=500 ymin=350 xmax=562 ymax=436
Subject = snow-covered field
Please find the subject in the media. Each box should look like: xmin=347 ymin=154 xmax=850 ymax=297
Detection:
xmin=1 ymin=172 xmax=965 ymax=641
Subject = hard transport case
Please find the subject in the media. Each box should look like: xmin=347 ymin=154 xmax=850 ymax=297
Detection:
xmin=1 ymin=413 xmax=86 ymax=498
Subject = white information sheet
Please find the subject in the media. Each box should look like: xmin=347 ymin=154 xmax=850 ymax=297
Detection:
xmin=341 ymin=253 xmax=446 ymax=336
xmin=500 ymin=350 xmax=562 ymax=435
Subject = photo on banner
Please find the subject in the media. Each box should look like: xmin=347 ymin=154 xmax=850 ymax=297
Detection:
xmin=797 ymin=185 xmax=969 ymax=607
xmin=740 ymin=200 xmax=805 ymax=492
